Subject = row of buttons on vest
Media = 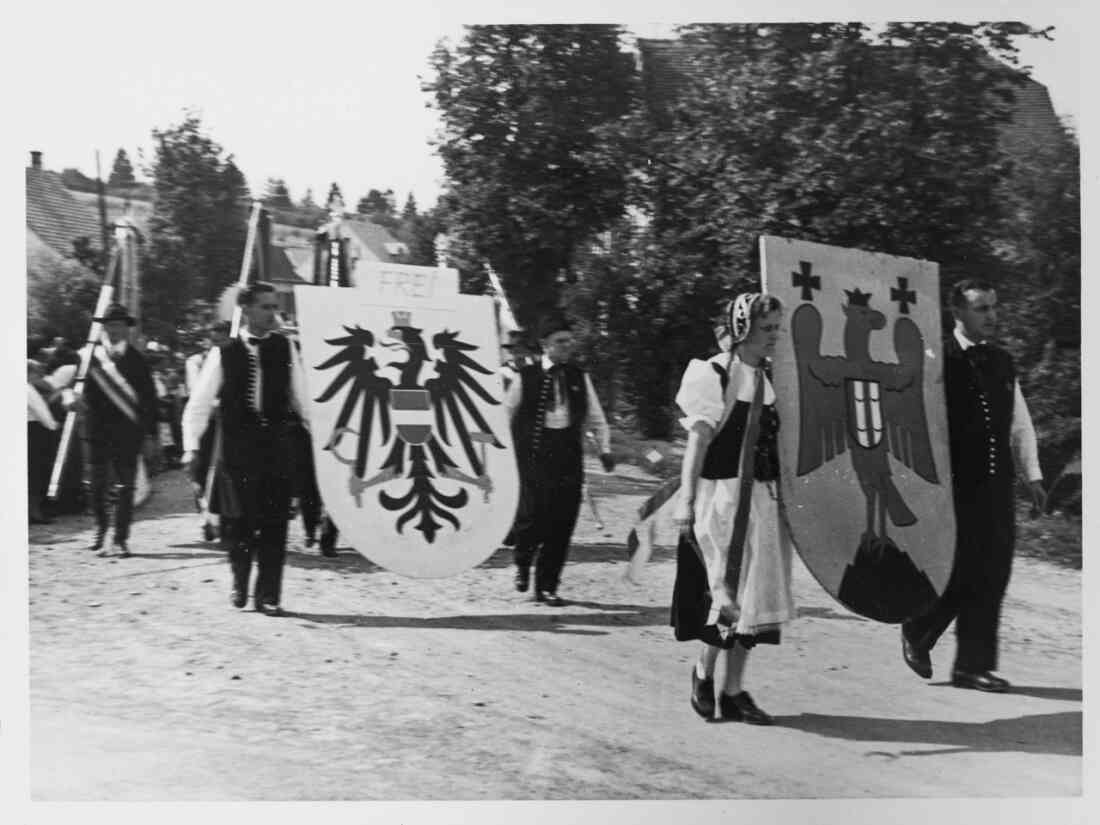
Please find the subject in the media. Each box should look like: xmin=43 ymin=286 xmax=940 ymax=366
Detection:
xmin=978 ymin=389 xmax=999 ymax=476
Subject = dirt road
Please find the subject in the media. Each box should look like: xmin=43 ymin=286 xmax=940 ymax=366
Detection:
xmin=26 ymin=459 xmax=1081 ymax=800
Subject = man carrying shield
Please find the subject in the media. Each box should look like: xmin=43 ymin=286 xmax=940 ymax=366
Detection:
xmin=504 ymin=316 xmax=613 ymax=606
xmin=901 ymin=279 xmax=1045 ymax=692
xmin=182 ymin=282 xmax=311 ymax=615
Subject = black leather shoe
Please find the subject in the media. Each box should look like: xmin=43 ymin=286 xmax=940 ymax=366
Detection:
xmin=902 ymin=630 xmax=932 ymax=679
xmin=261 ymin=602 xmax=284 ymax=617
xmin=231 ymin=589 xmax=247 ymax=609
xmin=88 ymin=531 xmax=107 ymax=553
xmin=202 ymin=523 xmax=218 ymax=542
xmin=952 ymin=670 xmax=1010 ymax=693
xmin=514 ymin=566 xmax=530 ymax=592
xmin=540 ymin=591 xmax=564 ymax=607
xmin=691 ymin=667 xmax=715 ymax=720
xmin=719 ymin=691 xmax=773 ymax=725
xmin=305 ymin=535 xmax=316 ymax=548
xmin=116 ymin=543 xmax=131 ymax=558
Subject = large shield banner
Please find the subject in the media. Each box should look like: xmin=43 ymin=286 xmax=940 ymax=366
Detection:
xmin=760 ymin=236 xmax=954 ymax=622
xmin=294 ymin=285 xmax=519 ymax=578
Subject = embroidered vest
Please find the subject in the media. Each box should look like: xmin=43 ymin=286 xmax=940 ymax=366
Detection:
xmin=945 ymin=338 xmax=1016 ymax=486
xmin=218 ymin=336 xmax=292 ymax=439
xmin=512 ymin=362 xmax=589 ymax=469
xmin=700 ymin=361 xmax=780 ymax=482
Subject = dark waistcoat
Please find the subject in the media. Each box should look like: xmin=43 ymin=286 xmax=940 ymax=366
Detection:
xmin=218 ymin=336 xmax=293 ymax=447
xmin=944 ymin=337 xmax=1016 ymax=489
xmin=85 ymin=346 xmax=158 ymax=445
xmin=512 ymin=362 xmax=589 ymax=469
xmin=700 ymin=361 xmax=780 ymax=482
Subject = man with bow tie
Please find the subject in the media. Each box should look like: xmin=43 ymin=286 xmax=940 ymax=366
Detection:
xmin=182 ymin=283 xmax=310 ymax=615
xmin=64 ymin=304 xmax=158 ymax=557
xmin=504 ymin=315 xmax=614 ymax=606
xmin=901 ymin=279 xmax=1045 ymax=692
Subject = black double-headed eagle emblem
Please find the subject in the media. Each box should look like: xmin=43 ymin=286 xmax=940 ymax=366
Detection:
xmin=313 ymin=311 xmax=506 ymax=542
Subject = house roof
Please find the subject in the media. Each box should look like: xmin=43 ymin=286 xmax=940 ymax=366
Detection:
xmin=636 ymin=37 xmax=1064 ymax=154
xmin=340 ymin=217 xmax=408 ymax=263
xmin=25 ymin=166 xmax=105 ymax=257
xmin=67 ymin=189 xmax=153 ymax=239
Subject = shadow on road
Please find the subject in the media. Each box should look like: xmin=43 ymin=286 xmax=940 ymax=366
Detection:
xmin=281 ymin=603 xmax=668 ymax=635
xmin=773 ymin=710 xmax=1082 ymax=757
xmin=927 ymin=682 xmax=1082 ymax=702
xmin=796 ymin=605 xmax=868 ymax=623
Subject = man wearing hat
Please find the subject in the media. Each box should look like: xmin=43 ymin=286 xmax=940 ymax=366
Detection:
xmin=66 ymin=303 xmax=158 ymax=556
xmin=503 ymin=315 xmax=614 ymax=605
xmin=182 ymin=282 xmax=310 ymax=615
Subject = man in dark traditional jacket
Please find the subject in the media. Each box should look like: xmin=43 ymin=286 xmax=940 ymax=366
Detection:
xmin=901 ymin=279 xmax=1045 ymax=692
xmin=67 ymin=304 xmax=158 ymax=557
xmin=182 ymin=283 xmax=309 ymax=614
xmin=503 ymin=316 xmax=614 ymax=606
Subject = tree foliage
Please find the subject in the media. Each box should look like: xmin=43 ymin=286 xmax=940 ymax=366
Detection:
xmin=143 ymin=113 xmax=250 ymax=329
xmin=263 ymin=177 xmax=293 ymax=208
xmin=424 ymin=24 xmax=639 ymax=328
xmin=27 ymin=250 xmax=103 ymax=343
xmin=109 ymin=148 xmax=136 ymax=186
xmin=613 ymin=21 xmax=1058 ymax=435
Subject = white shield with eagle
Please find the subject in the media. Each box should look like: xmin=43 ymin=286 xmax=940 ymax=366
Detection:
xmin=294 ymin=286 xmax=519 ymax=577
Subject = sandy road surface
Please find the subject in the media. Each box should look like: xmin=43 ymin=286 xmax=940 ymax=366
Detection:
xmin=27 ymin=460 xmax=1081 ymax=800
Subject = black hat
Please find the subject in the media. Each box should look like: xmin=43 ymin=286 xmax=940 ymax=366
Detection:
xmin=94 ymin=303 xmax=136 ymax=326
xmin=537 ymin=314 xmax=572 ymax=340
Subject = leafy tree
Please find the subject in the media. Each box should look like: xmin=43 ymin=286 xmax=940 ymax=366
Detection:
xmin=60 ymin=167 xmax=99 ymax=193
xmin=27 ymin=249 xmax=103 ymax=343
xmin=424 ymin=24 xmax=639 ymax=327
xmin=263 ymin=177 xmax=293 ymax=208
xmin=621 ymin=21 xmax=1054 ymax=434
xmin=143 ymin=113 xmax=250 ymax=329
xmin=326 ymin=182 xmax=345 ymax=212
xmin=108 ymin=148 xmax=136 ymax=186
xmin=401 ymin=192 xmax=418 ymax=221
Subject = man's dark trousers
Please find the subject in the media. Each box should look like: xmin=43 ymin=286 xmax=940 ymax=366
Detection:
xmin=904 ymin=466 xmax=1016 ymax=672
xmin=512 ymin=429 xmax=583 ymax=595
xmin=89 ymin=434 xmax=141 ymax=543
xmin=220 ymin=426 xmax=292 ymax=606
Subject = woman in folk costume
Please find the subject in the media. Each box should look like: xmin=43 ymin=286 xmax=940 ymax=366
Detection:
xmin=670 ymin=292 xmax=795 ymax=724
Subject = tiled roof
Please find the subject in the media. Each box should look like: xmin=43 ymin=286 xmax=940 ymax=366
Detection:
xmin=25 ymin=167 xmax=105 ymax=258
xmin=341 ymin=217 xmax=407 ymax=263
xmin=637 ymin=37 xmax=1064 ymax=153
xmin=67 ymin=189 xmax=153 ymax=239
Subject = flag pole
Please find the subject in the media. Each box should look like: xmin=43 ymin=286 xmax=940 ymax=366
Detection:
xmin=46 ymin=247 xmax=121 ymax=501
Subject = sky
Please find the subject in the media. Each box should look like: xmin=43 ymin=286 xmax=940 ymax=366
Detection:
xmin=9 ymin=1 xmax=1083 ymax=212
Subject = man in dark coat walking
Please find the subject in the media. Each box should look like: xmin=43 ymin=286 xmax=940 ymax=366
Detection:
xmin=901 ymin=279 xmax=1045 ymax=692
xmin=504 ymin=316 xmax=614 ymax=606
xmin=66 ymin=304 xmax=158 ymax=557
xmin=182 ymin=283 xmax=309 ymax=615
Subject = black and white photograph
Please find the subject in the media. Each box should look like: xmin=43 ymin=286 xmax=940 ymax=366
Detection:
xmin=4 ymin=0 xmax=1088 ymax=821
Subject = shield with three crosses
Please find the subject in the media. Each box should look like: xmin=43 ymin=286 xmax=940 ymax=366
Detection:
xmin=294 ymin=285 xmax=520 ymax=577
xmin=760 ymin=236 xmax=955 ymax=622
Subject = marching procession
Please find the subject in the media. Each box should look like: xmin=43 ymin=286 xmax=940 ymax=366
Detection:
xmin=27 ymin=212 xmax=1051 ymax=721
xmin=19 ymin=19 xmax=1082 ymax=809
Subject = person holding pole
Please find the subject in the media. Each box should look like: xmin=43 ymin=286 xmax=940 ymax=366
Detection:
xmin=900 ymin=278 xmax=1045 ymax=692
xmin=182 ymin=282 xmax=310 ymax=614
xmin=504 ymin=315 xmax=614 ymax=606
xmin=64 ymin=304 xmax=159 ymax=557
xmin=670 ymin=293 xmax=795 ymax=724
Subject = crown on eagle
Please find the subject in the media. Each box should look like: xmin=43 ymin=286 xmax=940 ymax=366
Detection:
xmin=391 ymin=310 xmax=412 ymax=327
xmin=844 ymin=288 xmax=873 ymax=307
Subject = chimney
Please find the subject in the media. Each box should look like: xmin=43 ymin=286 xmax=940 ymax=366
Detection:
xmin=30 ymin=150 xmax=42 ymax=170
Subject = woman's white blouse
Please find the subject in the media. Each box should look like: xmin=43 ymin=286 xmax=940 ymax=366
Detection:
xmin=676 ymin=354 xmax=776 ymax=434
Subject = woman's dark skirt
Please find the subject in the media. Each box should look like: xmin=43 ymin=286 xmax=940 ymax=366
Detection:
xmin=670 ymin=532 xmax=780 ymax=650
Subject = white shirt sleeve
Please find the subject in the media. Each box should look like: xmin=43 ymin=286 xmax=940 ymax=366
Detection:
xmin=583 ymin=373 xmax=611 ymax=454
xmin=503 ymin=367 xmax=523 ymax=421
xmin=27 ymin=384 xmax=59 ymax=430
xmin=290 ymin=341 xmax=310 ymax=426
xmin=676 ymin=359 xmax=724 ymax=432
xmin=1011 ymin=379 xmax=1043 ymax=482
xmin=181 ymin=347 xmax=224 ymax=452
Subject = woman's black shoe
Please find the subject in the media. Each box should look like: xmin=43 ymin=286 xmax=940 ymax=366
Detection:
xmin=718 ymin=691 xmax=773 ymax=725
xmin=691 ymin=667 xmax=715 ymax=719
